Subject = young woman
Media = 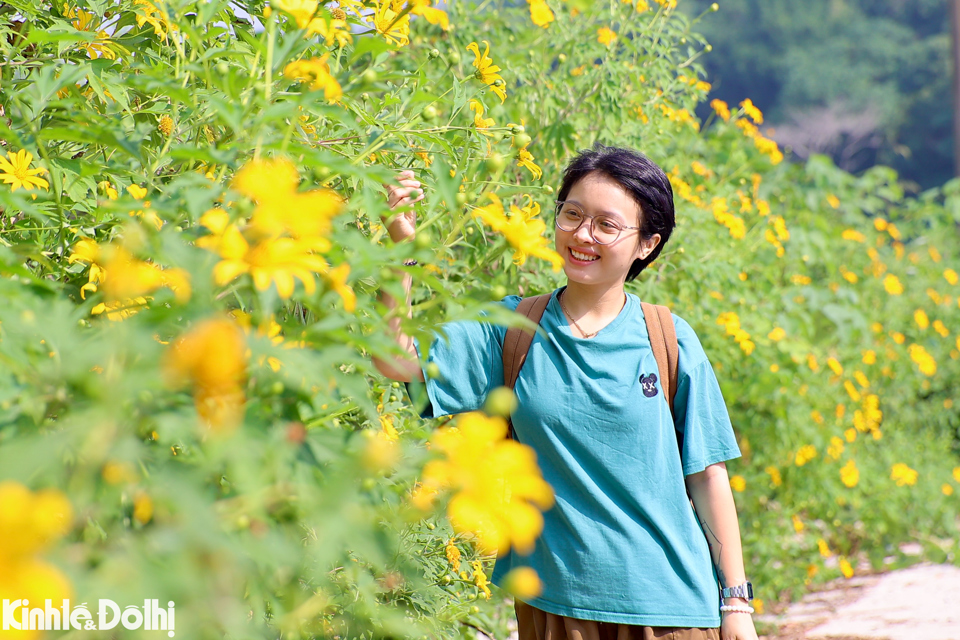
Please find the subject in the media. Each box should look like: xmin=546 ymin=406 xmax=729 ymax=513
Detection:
xmin=374 ymin=146 xmax=759 ymax=640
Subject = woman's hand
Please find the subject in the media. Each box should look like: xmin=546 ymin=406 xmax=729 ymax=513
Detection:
xmin=383 ymin=169 xmax=424 ymax=243
xmin=720 ymin=612 xmax=759 ymax=640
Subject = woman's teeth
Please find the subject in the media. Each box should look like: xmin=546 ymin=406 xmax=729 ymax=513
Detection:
xmin=570 ymin=249 xmax=598 ymax=262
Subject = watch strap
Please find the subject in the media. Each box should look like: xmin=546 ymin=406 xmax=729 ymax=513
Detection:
xmin=721 ymin=582 xmax=754 ymax=600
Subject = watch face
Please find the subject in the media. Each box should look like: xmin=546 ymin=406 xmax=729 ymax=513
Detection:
xmin=745 ymin=582 xmax=754 ymax=599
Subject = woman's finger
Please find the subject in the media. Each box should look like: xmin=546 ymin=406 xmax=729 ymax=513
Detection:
xmin=388 ymin=187 xmax=424 ymax=207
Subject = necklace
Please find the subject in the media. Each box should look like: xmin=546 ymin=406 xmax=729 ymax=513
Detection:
xmin=558 ymin=290 xmax=600 ymax=339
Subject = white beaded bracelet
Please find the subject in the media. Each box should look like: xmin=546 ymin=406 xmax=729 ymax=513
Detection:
xmin=720 ymin=605 xmax=755 ymax=614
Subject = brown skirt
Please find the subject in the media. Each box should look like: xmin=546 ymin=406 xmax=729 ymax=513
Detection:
xmin=515 ymin=600 xmax=720 ymax=640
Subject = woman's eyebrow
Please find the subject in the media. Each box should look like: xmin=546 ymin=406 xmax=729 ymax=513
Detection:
xmin=564 ymin=200 xmax=628 ymax=220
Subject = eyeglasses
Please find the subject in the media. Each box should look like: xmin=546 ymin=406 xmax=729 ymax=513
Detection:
xmin=554 ymin=201 xmax=640 ymax=245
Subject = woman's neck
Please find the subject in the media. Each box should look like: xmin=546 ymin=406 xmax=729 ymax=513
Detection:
xmin=561 ymin=281 xmax=627 ymax=320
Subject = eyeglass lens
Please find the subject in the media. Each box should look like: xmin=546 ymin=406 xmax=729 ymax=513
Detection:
xmin=555 ymin=204 xmax=623 ymax=244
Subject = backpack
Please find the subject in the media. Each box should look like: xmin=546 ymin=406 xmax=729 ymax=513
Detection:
xmin=501 ymin=293 xmax=683 ymax=457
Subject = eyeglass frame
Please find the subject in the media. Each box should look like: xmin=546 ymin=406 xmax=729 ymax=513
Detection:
xmin=553 ymin=200 xmax=642 ymax=245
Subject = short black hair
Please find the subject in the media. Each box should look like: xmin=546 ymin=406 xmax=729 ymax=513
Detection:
xmin=556 ymin=144 xmax=675 ymax=281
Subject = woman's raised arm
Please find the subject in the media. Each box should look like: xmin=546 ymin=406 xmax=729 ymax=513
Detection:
xmin=371 ymin=170 xmax=426 ymax=382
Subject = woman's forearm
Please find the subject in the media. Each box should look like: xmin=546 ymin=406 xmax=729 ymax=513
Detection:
xmin=685 ymin=462 xmax=749 ymax=594
xmin=372 ymin=269 xmax=424 ymax=382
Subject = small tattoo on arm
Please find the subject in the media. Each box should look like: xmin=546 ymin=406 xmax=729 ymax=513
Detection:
xmin=700 ymin=518 xmax=725 ymax=585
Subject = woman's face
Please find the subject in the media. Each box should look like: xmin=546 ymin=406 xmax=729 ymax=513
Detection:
xmin=554 ymin=172 xmax=659 ymax=288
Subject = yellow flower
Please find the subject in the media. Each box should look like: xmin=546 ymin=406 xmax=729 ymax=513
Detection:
xmin=839 ymin=265 xmax=858 ymax=283
xmin=791 ymin=515 xmax=804 ymax=532
xmin=914 ymin=309 xmax=929 ymax=330
xmin=874 ymin=217 xmax=888 ymax=231
xmin=284 ymin=56 xmax=342 ymax=102
xmin=517 ymin=147 xmax=542 ymax=180
xmin=806 ymin=354 xmax=819 ymax=372
xmin=841 ymin=229 xmax=865 ymax=242
xmin=445 ymin=539 xmax=461 ymax=573
xmin=164 ymin=317 xmax=247 ymax=431
xmin=890 ymin=331 xmax=905 ymax=344
xmin=844 ymin=428 xmax=856 ymax=443
xmin=469 ymin=100 xmax=496 ymax=130
xmin=419 ymin=412 xmax=555 ymax=555
xmin=953 ymin=467 xmax=960 ymax=483
xmin=472 ymin=560 xmax=492 ymax=599
xmin=826 ymin=194 xmax=840 ymax=209
xmin=768 ymin=327 xmax=786 ymax=342
xmin=826 ymin=357 xmax=843 ymax=376
xmin=134 ymin=0 xmax=176 ymax=41
xmin=710 ymin=99 xmax=730 ymax=122
xmin=794 ymin=445 xmax=817 ymax=466
xmin=410 ymin=0 xmax=450 ymax=30
xmin=133 ymin=492 xmax=153 ymax=525
xmin=933 ymin=320 xmax=949 ymax=338
xmin=503 ymin=567 xmax=543 ymax=598
xmin=0 ymin=149 xmax=50 ymax=192
xmin=473 ymin=194 xmax=563 ymax=270
xmin=944 ymin=269 xmax=959 ymax=285
xmin=324 ymin=263 xmax=356 ymax=312
xmin=527 ymin=0 xmax=554 ymax=27
xmin=0 ymin=482 xmax=74 ymax=634
xmin=158 ymin=115 xmax=174 ymax=136
xmin=883 ymin=274 xmax=903 ymax=295
xmin=840 ymin=459 xmax=859 ymax=487
xmin=765 ymin=466 xmax=782 ymax=487
xmin=890 ymin=463 xmax=918 ymax=487
xmin=597 ymin=27 xmax=617 ymax=46
xmin=827 ymin=437 xmax=844 ymax=460
xmin=306 ymin=15 xmax=353 ymax=46
xmin=0 ymin=482 xmax=74 ymax=563
xmin=942 ymin=484 xmax=953 ymax=496
xmin=711 ymin=197 xmax=746 ymax=239
xmin=212 ymin=230 xmax=330 ymax=299
xmin=862 ymin=350 xmax=876 ymax=365
xmin=271 ymin=0 xmax=318 ymax=28
xmin=233 ymin=157 xmax=300 ymax=201
xmin=811 ymin=410 xmax=824 ymax=425
xmin=854 ymin=370 xmax=869 ymax=388
xmin=467 ymin=41 xmax=506 ymax=103
xmin=908 ymin=344 xmax=936 ymax=376
xmin=740 ymin=98 xmax=763 ymax=124
xmin=839 ymin=557 xmax=854 ymax=579
xmin=369 ymin=0 xmax=410 ymax=46
xmin=817 ymin=538 xmax=832 ymax=557
xmin=98 ymin=180 xmax=119 ymax=200
xmin=729 ymin=475 xmax=746 ymax=492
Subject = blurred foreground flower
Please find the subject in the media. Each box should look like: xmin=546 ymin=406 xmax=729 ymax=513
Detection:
xmin=415 ymin=412 xmax=554 ymax=556
xmin=164 ymin=317 xmax=247 ymax=431
xmin=0 ymin=482 xmax=73 ymax=639
xmin=502 ymin=566 xmax=543 ymax=598
xmin=198 ymin=157 xmax=354 ymax=306
xmin=473 ymin=194 xmax=564 ymax=271
xmin=68 ymin=239 xmax=191 ymax=319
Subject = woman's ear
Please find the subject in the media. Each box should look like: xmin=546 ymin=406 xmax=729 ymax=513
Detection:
xmin=636 ymin=233 xmax=661 ymax=261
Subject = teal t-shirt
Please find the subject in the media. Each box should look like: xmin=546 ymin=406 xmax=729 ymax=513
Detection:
xmin=416 ymin=288 xmax=740 ymax=627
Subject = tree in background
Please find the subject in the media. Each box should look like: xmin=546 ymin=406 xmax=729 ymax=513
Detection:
xmin=686 ymin=0 xmax=953 ymax=190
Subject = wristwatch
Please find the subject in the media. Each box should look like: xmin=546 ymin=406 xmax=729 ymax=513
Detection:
xmin=720 ymin=581 xmax=754 ymax=600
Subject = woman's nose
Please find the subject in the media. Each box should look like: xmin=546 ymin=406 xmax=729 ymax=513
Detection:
xmin=573 ymin=219 xmax=595 ymax=243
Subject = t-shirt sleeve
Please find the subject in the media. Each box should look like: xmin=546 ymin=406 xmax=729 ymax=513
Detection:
xmin=672 ymin=316 xmax=742 ymax=475
xmin=413 ymin=297 xmax=520 ymax=418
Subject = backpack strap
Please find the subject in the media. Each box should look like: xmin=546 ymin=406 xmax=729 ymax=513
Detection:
xmin=640 ymin=302 xmax=679 ymax=417
xmin=502 ymin=294 xmax=552 ymax=391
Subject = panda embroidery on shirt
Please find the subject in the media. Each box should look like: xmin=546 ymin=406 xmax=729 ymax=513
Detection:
xmin=639 ymin=373 xmax=659 ymax=398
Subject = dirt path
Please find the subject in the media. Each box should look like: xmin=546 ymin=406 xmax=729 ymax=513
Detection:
xmin=758 ymin=564 xmax=960 ymax=640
